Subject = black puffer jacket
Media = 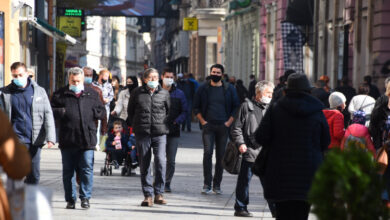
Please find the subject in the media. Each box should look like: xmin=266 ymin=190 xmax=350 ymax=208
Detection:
xmin=256 ymin=92 xmax=330 ymax=202
xmin=231 ymin=98 xmax=267 ymax=162
xmin=127 ymin=85 xmax=170 ymax=136
xmin=51 ymin=86 xmax=106 ymax=150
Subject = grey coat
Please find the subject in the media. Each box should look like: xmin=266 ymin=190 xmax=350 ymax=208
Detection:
xmin=0 ymin=80 xmax=56 ymax=145
xmin=231 ymin=98 xmax=267 ymax=162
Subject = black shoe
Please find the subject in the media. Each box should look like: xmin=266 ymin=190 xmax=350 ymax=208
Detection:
xmin=234 ymin=210 xmax=253 ymax=217
xmin=66 ymin=201 xmax=75 ymax=209
xmin=81 ymin=198 xmax=90 ymax=209
xmin=165 ymin=184 xmax=172 ymax=193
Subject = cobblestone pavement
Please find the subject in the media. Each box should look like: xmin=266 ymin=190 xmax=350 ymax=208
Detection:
xmin=39 ymin=123 xmax=315 ymax=220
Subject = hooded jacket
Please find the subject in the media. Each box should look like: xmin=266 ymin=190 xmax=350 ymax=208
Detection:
xmin=340 ymin=123 xmax=376 ymax=155
xmin=369 ymin=94 xmax=390 ymax=149
xmin=256 ymin=92 xmax=330 ymax=202
xmin=322 ymin=109 xmax=345 ymax=148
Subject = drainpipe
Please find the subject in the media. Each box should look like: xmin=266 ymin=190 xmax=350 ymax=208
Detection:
xmin=52 ymin=0 xmax=56 ymax=94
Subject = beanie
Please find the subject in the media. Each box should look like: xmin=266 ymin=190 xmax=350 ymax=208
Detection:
xmin=328 ymin=92 xmax=346 ymax=109
xmin=286 ymin=73 xmax=312 ymax=92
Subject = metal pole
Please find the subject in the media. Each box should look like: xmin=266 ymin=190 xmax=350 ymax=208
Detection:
xmin=52 ymin=0 xmax=56 ymax=93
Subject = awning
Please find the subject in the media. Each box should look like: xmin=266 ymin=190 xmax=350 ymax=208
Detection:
xmin=23 ymin=17 xmax=77 ymax=45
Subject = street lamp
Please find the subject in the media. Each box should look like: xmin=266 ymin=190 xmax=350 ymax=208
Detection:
xmin=169 ymin=0 xmax=179 ymax=10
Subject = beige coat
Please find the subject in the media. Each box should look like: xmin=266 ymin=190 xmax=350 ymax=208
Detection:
xmin=0 ymin=110 xmax=31 ymax=220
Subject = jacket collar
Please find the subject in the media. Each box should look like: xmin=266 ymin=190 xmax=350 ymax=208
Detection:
xmin=141 ymin=84 xmax=162 ymax=94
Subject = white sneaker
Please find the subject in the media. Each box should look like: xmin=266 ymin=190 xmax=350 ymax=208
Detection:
xmin=201 ymin=185 xmax=212 ymax=194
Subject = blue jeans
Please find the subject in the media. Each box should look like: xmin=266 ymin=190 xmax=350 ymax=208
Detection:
xmin=24 ymin=144 xmax=42 ymax=184
xmin=61 ymin=149 xmax=94 ymax=202
xmin=235 ymin=160 xmax=253 ymax=211
xmin=136 ymin=134 xmax=166 ymax=197
xmin=130 ymin=148 xmax=137 ymax=163
xmin=166 ymin=137 xmax=179 ymax=186
xmin=185 ymin=100 xmax=192 ymax=130
xmin=202 ymin=123 xmax=229 ymax=188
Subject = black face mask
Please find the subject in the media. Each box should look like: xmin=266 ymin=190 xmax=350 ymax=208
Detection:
xmin=127 ymin=84 xmax=136 ymax=92
xmin=210 ymin=75 xmax=222 ymax=83
xmin=101 ymin=79 xmax=107 ymax=84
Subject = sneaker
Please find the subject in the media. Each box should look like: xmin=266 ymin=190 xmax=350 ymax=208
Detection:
xmin=165 ymin=184 xmax=172 ymax=193
xmin=66 ymin=201 xmax=75 ymax=209
xmin=201 ymin=185 xmax=212 ymax=194
xmin=154 ymin=194 xmax=167 ymax=205
xmin=213 ymin=187 xmax=223 ymax=195
xmin=80 ymin=198 xmax=90 ymax=209
xmin=234 ymin=210 xmax=253 ymax=217
xmin=141 ymin=196 xmax=153 ymax=207
xmin=112 ymin=160 xmax=119 ymax=169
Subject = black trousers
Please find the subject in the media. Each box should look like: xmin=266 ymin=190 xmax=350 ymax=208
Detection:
xmin=275 ymin=200 xmax=310 ymax=220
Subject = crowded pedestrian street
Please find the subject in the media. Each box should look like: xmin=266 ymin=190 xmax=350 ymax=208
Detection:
xmin=40 ymin=123 xmax=281 ymax=220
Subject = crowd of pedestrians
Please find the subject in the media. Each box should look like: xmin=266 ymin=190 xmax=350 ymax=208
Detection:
xmin=1 ymin=60 xmax=390 ymax=220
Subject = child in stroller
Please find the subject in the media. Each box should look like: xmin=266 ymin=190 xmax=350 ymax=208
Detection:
xmin=100 ymin=120 xmax=138 ymax=176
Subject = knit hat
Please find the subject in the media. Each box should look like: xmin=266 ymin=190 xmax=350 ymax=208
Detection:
xmin=286 ymin=73 xmax=312 ymax=92
xmin=352 ymin=110 xmax=366 ymax=125
xmin=328 ymin=92 xmax=346 ymax=109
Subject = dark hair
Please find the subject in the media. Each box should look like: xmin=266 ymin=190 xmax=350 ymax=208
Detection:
xmin=236 ymin=79 xmax=243 ymax=85
xmin=188 ymin=73 xmax=194 ymax=78
xmin=284 ymin=69 xmax=296 ymax=78
xmin=210 ymin=64 xmax=224 ymax=74
xmin=363 ymin=75 xmax=372 ymax=84
xmin=358 ymin=83 xmax=370 ymax=95
xmin=10 ymin=62 xmax=26 ymax=71
xmin=113 ymin=120 xmax=123 ymax=127
xmin=112 ymin=75 xmax=120 ymax=83
xmin=162 ymin=68 xmax=175 ymax=76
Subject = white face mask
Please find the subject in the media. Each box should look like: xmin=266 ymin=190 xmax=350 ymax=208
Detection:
xmin=163 ymin=78 xmax=174 ymax=87
xmin=261 ymin=97 xmax=272 ymax=104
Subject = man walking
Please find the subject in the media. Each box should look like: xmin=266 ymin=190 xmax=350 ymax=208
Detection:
xmin=231 ymin=81 xmax=274 ymax=217
xmin=0 ymin=62 xmax=56 ymax=184
xmin=51 ymin=67 xmax=106 ymax=209
xmin=193 ymin=64 xmax=240 ymax=194
xmin=127 ymin=68 xmax=170 ymax=206
xmin=161 ymin=68 xmax=187 ymax=193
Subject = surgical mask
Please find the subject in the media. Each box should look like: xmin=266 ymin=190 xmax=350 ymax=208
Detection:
xmin=147 ymin=80 xmax=159 ymax=89
xmin=210 ymin=75 xmax=222 ymax=83
xmin=261 ymin=97 xmax=272 ymax=104
xmin=13 ymin=77 xmax=27 ymax=87
xmin=163 ymin=78 xmax=174 ymax=87
xmin=69 ymin=84 xmax=84 ymax=93
xmin=84 ymin=77 xmax=93 ymax=84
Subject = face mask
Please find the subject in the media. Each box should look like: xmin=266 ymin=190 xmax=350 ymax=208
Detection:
xmin=147 ymin=80 xmax=159 ymax=89
xmin=210 ymin=75 xmax=222 ymax=83
xmin=84 ymin=77 xmax=93 ymax=84
xmin=13 ymin=77 xmax=27 ymax=87
xmin=163 ymin=78 xmax=174 ymax=87
xmin=69 ymin=84 xmax=84 ymax=93
xmin=101 ymin=79 xmax=107 ymax=84
xmin=261 ymin=97 xmax=272 ymax=104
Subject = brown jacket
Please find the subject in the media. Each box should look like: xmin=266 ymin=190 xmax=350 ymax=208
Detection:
xmin=0 ymin=110 xmax=31 ymax=220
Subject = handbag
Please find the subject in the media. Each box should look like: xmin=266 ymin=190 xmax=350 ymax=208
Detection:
xmin=376 ymin=145 xmax=388 ymax=175
xmin=252 ymin=146 xmax=269 ymax=177
xmin=222 ymin=141 xmax=242 ymax=175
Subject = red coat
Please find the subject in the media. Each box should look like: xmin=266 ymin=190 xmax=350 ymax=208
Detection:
xmin=323 ymin=109 xmax=345 ymax=148
xmin=340 ymin=123 xmax=376 ymax=155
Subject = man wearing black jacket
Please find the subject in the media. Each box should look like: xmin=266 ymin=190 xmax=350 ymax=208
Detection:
xmin=127 ymin=68 xmax=170 ymax=207
xmin=51 ymin=67 xmax=106 ymax=209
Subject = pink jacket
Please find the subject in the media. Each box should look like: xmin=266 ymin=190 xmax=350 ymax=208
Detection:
xmin=340 ymin=123 xmax=376 ymax=155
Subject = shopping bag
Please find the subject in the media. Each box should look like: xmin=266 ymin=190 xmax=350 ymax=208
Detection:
xmin=8 ymin=181 xmax=52 ymax=220
xmin=222 ymin=141 xmax=242 ymax=175
xmin=99 ymin=135 xmax=108 ymax=152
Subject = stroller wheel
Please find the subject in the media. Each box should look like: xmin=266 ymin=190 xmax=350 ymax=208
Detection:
xmin=121 ymin=167 xmax=127 ymax=176
xmin=100 ymin=167 xmax=104 ymax=176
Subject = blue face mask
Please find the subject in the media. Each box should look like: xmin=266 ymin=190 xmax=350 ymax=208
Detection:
xmin=147 ymin=80 xmax=159 ymax=89
xmin=13 ymin=77 xmax=27 ymax=87
xmin=69 ymin=84 xmax=84 ymax=93
xmin=84 ymin=77 xmax=93 ymax=84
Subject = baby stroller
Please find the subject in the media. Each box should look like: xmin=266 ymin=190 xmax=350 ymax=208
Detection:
xmin=100 ymin=118 xmax=138 ymax=176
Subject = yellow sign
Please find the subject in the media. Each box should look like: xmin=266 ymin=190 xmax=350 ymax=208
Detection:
xmin=58 ymin=16 xmax=81 ymax=37
xmin=183 ymin=17 xmax=198 ymax=31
